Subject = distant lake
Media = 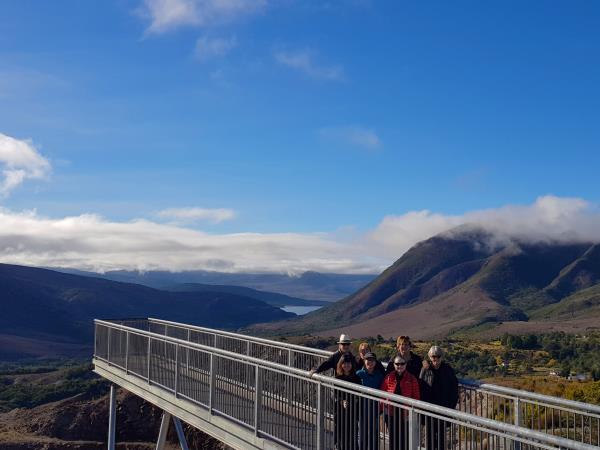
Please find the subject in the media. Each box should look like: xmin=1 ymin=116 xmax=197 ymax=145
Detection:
xmin=281 ymin=305 xmax=322 ymax=315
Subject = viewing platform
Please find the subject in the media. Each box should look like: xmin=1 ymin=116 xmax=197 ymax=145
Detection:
xmin=93 ymin=318 xmax=600 ymax=450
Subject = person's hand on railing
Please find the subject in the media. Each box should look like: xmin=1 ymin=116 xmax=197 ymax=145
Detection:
xmin=308 ymin=369 xmax=317 ymax=377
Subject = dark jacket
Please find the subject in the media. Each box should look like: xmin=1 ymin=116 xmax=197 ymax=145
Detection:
xmin=356 ymin=367 xmax=385 ymax=390
xmin=385 ymin=351 xmax=423 ymax=378
xmin=334 ymin=372 xmax=361 ymax=409
xmin=419 ymin=361 xmax=459 ymax=409
xmin=315 ymin=350 xmax=356 ymax=373
xmin=380 ymin=370 xmax=420 ymax=415
xmin=336 ymin=372 xmax=361 ymax=384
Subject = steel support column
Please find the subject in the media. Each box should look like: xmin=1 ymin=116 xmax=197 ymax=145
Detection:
xmin=173 ymin=417 xmax=190 ymax=450
xmin=107 ymin=384 xmax=116 ymax=450
xmin=156 ymin=411 xmax=172 ymax=450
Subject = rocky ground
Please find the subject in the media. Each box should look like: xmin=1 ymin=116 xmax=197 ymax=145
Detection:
xmin=0 ymin=388 xmax=229 ymax=450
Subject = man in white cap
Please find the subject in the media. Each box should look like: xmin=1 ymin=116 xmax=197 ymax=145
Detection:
xmin=309 ymin=333 xmax=356 ymax=377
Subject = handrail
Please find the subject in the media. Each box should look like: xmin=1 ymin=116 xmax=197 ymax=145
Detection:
xmin=94 ymin=319 xmax=599 ymax=450
xmin=148 ymin=317 xmax=600 ymax=416
xmin=148 ymin=317 xmax=331 ymax=357
xmin=461 ymin=379 xmax=600 ymax=416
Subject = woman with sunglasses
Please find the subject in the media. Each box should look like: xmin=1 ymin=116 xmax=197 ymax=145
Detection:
xmin=380 ymin=355 xmax=420 ymax=450
xmin=419 ymin=346 xmax=458 ymax=450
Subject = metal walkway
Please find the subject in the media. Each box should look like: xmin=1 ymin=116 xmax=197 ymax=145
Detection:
xmin=93 ymin=318 xmax=600 ymax=450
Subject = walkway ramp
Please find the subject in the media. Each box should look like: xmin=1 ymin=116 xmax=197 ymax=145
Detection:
xmin=94 ymin=318 xmax=599 ymax=450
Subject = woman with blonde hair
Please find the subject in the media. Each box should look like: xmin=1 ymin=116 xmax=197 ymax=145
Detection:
xmin=385 ymin=335 xmax=423 ymax=378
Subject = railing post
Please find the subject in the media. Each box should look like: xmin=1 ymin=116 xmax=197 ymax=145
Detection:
xmin=209 ymin=353 xmax=215 ymax=414
xmin=125 ymin=331 xmax=129 ymax=374
xmin=147 ymin=336 xmax=151 ymax=384
xmin=107 ymin=326 xmax=112 ymax=366
xmin=288 ymin=348 xmax=292 ymax=367
xmin=408 ymin=407 xmax=419 ymax=450
xmin=174 ymin=343 xmax=179 ymax=397
xmin=246 ymin=340 xmax=250 ymax=356
xmin=254 ymin=365 xmax=262 ymax=436
xmin=316 ymin=382 xmax=324 ymax=450
xmin=107 ymin=384 xmax=116 ymax=450
xmin=514 ymin=398 xmax=521 ymax=450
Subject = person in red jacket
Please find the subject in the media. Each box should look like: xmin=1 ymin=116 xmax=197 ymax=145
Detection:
xmin=380 ymin=355 xmax=420 ymax=450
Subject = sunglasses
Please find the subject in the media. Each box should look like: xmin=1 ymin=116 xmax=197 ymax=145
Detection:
xmin=430 ymin=355 xmax=441 ymax=359
xmin=394 ymin=362 xmax=407 ymax=366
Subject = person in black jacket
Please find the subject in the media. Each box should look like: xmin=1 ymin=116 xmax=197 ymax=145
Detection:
xmin=334 ymin=352 xmax=361 ymax=450
xmin=309 ymin=334 xmax=356 ymax=376
xmin=385 ymin=335 xmax=423 ymax=378
xmin=419 ymin=345 xmax=459 ymax=450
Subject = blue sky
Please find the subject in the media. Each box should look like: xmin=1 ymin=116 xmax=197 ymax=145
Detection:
xmin=1 ymin=1 xmax=600 ymax=273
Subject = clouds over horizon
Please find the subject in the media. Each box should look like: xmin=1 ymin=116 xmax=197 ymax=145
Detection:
xmin=0 ymin=133 xmax=51 ymax=197
xmin=1 ymin=196 xmax=600 ymax=275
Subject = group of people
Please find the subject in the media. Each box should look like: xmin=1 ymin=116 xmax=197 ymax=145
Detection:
xmin=308 ymin=334 xmax=459 ymax=450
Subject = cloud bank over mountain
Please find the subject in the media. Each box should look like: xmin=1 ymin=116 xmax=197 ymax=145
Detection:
xmin=1 ymin=196 xmax=599 ymax=274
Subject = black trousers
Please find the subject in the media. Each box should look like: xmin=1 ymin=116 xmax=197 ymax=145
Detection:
xmin=334 ymin=395 xmax=358 ymax=450
xmin=384 ymin=413 xmax=408 ymax=450
xmin=424 ymin=416 xmax=448 ymax=450
xmin=359 ymin=398 xmax=380 ymax=450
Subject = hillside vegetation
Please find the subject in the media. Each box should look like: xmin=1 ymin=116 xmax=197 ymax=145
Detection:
xmin=255 ymin=226 xmax=600 ymax=339
xmin=0 ymin=263 xmax=292 ymax=359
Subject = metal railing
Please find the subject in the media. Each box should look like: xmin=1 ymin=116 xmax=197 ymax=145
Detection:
xmin=123 ymin=317 xmax=600 ymax=447
xmin=94 ymin=319 xmax=598 ymax=450
xmin=458 ymin=380 xmax=600 ymax=446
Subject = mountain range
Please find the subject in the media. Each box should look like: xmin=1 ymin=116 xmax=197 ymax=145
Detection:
xmin=0 ymin=263 xmax=294 ymax=360
xmin=56 ymin=268 xmax=376 ymax=302
xmin=254 ymin=226 xmax=600 ymax=339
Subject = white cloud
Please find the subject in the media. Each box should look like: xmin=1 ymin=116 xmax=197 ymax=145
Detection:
xmin=0 ymin=209 xmax=371 ymax=274
xmin=319 ymin=125 xmax=381 ymax=150
xmin=367 ymin=195 xmax=600 ymax=259
xmin=274 ymin=49 xmax=344 ymax=81
xmin=1 ymin=196 xmax=599 ymax=274
xmin=157 ymin=207 xmax=236 ymax=223
xmin=140 ymin=0 xmax=267 ymax=33
xmin=195 ymin=35 xmax=237 ymax=61
xmin=0 ymin=133 xmax=51 ymax=197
